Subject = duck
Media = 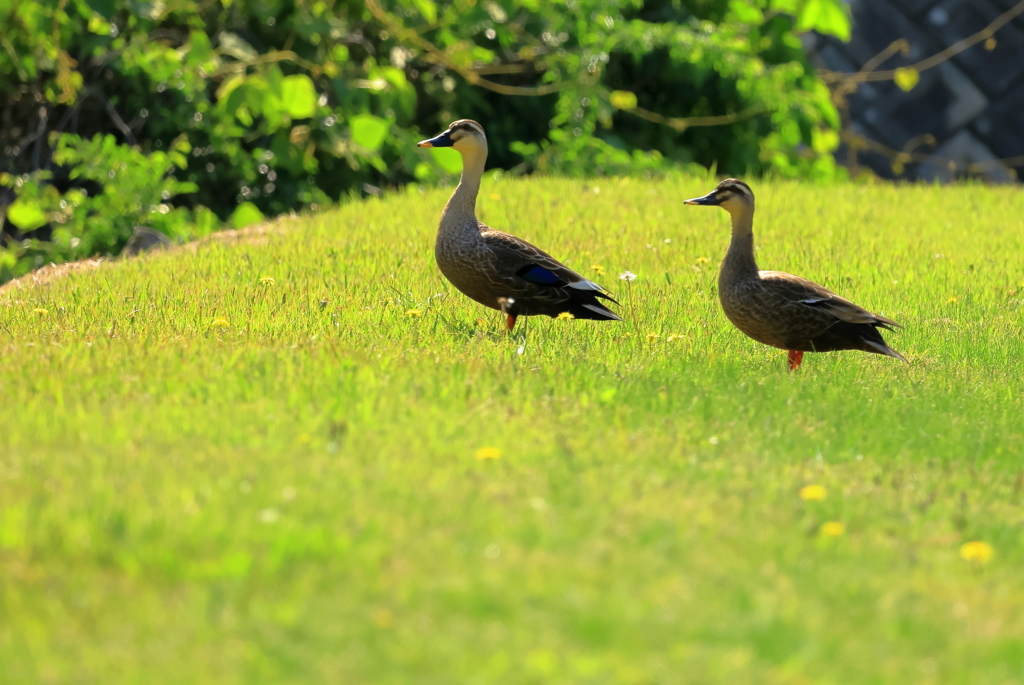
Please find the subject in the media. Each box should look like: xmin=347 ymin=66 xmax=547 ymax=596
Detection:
xmin=684 ymin=178 xmax=906 ymax=370
xmin=416 ymin=120 xmax=620 ymax=331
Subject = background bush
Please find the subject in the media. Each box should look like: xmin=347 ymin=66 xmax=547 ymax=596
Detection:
xmin=0 ymin=0 xmax=850 ymax=283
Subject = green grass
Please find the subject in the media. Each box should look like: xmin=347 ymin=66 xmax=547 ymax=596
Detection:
xmin=2 ymin=175 xmax=1024 ymax=684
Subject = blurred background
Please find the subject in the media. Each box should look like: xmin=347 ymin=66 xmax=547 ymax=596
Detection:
xmin=1 ymin=0 xmax=1021 ymax=283
xmin=810 ymin=0 xmax=1024 ymax=183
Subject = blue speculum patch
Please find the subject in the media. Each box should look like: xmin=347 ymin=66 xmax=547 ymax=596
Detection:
xmin=516 ymin=264 xmax=565 ymax=286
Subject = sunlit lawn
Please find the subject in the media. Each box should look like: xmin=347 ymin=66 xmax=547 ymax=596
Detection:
xmin=2 ymin=175 xmax=1023 ymax=683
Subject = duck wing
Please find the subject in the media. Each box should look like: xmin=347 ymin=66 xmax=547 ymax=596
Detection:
xmin=760 ymin=271 xmax=900 ymax=330
xmin=480 ymin=227 xmax=620 ymax=320
xmin=752 ymin=271 xmax=906 ymax=360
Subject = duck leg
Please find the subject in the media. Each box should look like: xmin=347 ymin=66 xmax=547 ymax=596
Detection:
xmin=506 ymin=314 xmax=517 ymax=332
xmin=787 ymin=350 xmax=804 ymax=371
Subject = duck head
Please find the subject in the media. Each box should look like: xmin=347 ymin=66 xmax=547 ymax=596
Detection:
xmin=417 ymin=119 xmax=488 ymax=156
xmin=684 ymin=178 xmax=755 ymax=215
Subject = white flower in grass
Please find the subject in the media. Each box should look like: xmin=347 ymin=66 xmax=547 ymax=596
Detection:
xmin=619 ymin=271 xmax=637 ymax=282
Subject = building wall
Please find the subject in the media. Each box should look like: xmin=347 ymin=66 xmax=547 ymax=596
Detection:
xmin=809 ymin=0 xmax=1024 ymax=183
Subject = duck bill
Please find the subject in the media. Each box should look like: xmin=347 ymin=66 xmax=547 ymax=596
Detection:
xmin=684 ymin=191 xmax=721 ymax=206
xmin=416 ymin=130 xmax=455 ymax=148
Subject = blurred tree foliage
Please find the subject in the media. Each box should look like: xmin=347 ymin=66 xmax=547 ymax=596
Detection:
xmin=0 ymin=0 xmax=849 ymax=282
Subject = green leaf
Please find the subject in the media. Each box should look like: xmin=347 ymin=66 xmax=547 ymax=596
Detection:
xmin=87 ymin=14 xmax=111 ymax=34
xmin=378 ymin=67 xmax=409 ymax=91
xmin=430 ymin=147 xmax=462 ymax=174
xmin=729 ymin=0 xmax=764 ymax=24
xmin=412 ymin=0 xmax=436 ymax=24
xmin=265 ymin=65 xmax=284 ymax=98
xmin=350 ymin=114 xmax=389 ymax=151
xmin=169 ymin=152 xmax=189 ymax=169
xmin=281 ymin=75 xmax=317 ymax=119
xmin=770 ymin=0 xmax=799 ymax=13
xmin=235 ymin=106 xmax=253 ymax=127
xmin=7 ymin=198 xmax=48 ymax=230
xmin=471 ymin=46 xmax=496 ymax=63
xmin=796 ymin=0 xmax=850 ymax=41
xmin=172 ymin=135 xmax=192 ymax=155
xmin=609 ymin=90 xmax=638 ymax=111
xmin=230 ymin=202 xmax=265 ymax=229
xmin=188 ymin=30 xmax=214 ymax=63
xmin=894 ymin=67 xmax=920 ymax=92
xmin=811 ymin=127 xmax=839 ymax=154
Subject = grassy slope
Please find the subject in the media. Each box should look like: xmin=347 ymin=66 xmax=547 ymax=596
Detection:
xmin=1 ymin=176 xmax=1023 ymax=684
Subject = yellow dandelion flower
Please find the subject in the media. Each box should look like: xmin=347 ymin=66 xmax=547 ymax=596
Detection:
xmin=959 ymin=541 xmax=993 ymax=564
xmin=646 ymin=332 xmax=660 ymax=342
xmin=820 ymin=521 xmax=845 ymax=537
xmin=211 ymin=316 xmax=230 ymax=328
xmin=556 ymin=312 xmax=575 ymax=320
xmin=475 ymin=446 xmax=501 ymax=460
xmin=696 ymin=256 xmax=710 ymax=264
xmin=591 ymin=264 xmax=606 ymax=275
xmin=406 ymin=309 xmax=423 ymax=318
xmin=947 ymin=296 xmax=958 ymax=304
xmin=259 ymin=276 xmax=275 ymax=285
xmin=799 ymin=484 xmax=827 ymax=501
xmin=33 ymin=307 xmax=48 ymax=315
xmin=667 ymin=334 xmax=683 ymax=342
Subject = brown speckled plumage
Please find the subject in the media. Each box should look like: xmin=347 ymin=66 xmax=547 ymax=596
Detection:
xmin=685 ymin=179 xmax=907 ymax=368
xmin=418 ymin=120 xmax=620 ymax=327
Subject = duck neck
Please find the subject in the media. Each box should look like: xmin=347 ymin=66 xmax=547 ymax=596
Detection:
xmin=439 ymin=147 xmax=486 ymax=237
xmin=722 ymin=206 xmax=759 ymax=279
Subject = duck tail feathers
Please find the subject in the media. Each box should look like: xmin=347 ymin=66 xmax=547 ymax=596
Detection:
xmin=562 ymin=295 xmax=621 ymax=321
xmin=581 ymin=303 xmax=622 ymax=320
xmin=864 ymin=338 xmax=909 ymax=363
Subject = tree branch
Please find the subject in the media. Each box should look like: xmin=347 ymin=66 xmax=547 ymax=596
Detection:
xmin=820 ymin=0 xmax=1024 ymax=86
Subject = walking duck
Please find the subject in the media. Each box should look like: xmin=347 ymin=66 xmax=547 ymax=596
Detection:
xmin=417 ymin=120 xmax=620 ymax=331
xmin=685 ymin=179 xmax=906 ymax=370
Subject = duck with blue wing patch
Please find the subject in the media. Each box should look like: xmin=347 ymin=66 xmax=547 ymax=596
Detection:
xmin=417 ymin=120 xmax=620 ymax=332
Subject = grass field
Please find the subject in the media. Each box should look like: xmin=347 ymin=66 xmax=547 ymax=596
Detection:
xmin=2 ymin=174 xmax=1023 ymax=684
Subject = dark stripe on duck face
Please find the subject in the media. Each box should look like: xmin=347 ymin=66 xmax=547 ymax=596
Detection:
xmin=516 ymin=264 xmax=567 ymax=287
xmin=685 ymin=179 xmax=753 ymax=206
xmin=450 ymin=120 xmax=484 ymax=135
xmin=716 ymin=179 xmax=753 ymax=198
xmin=447 ymin=121 xmax=485 ymax=142
xmin=418 ymin=120 xmax=485 ymax=147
